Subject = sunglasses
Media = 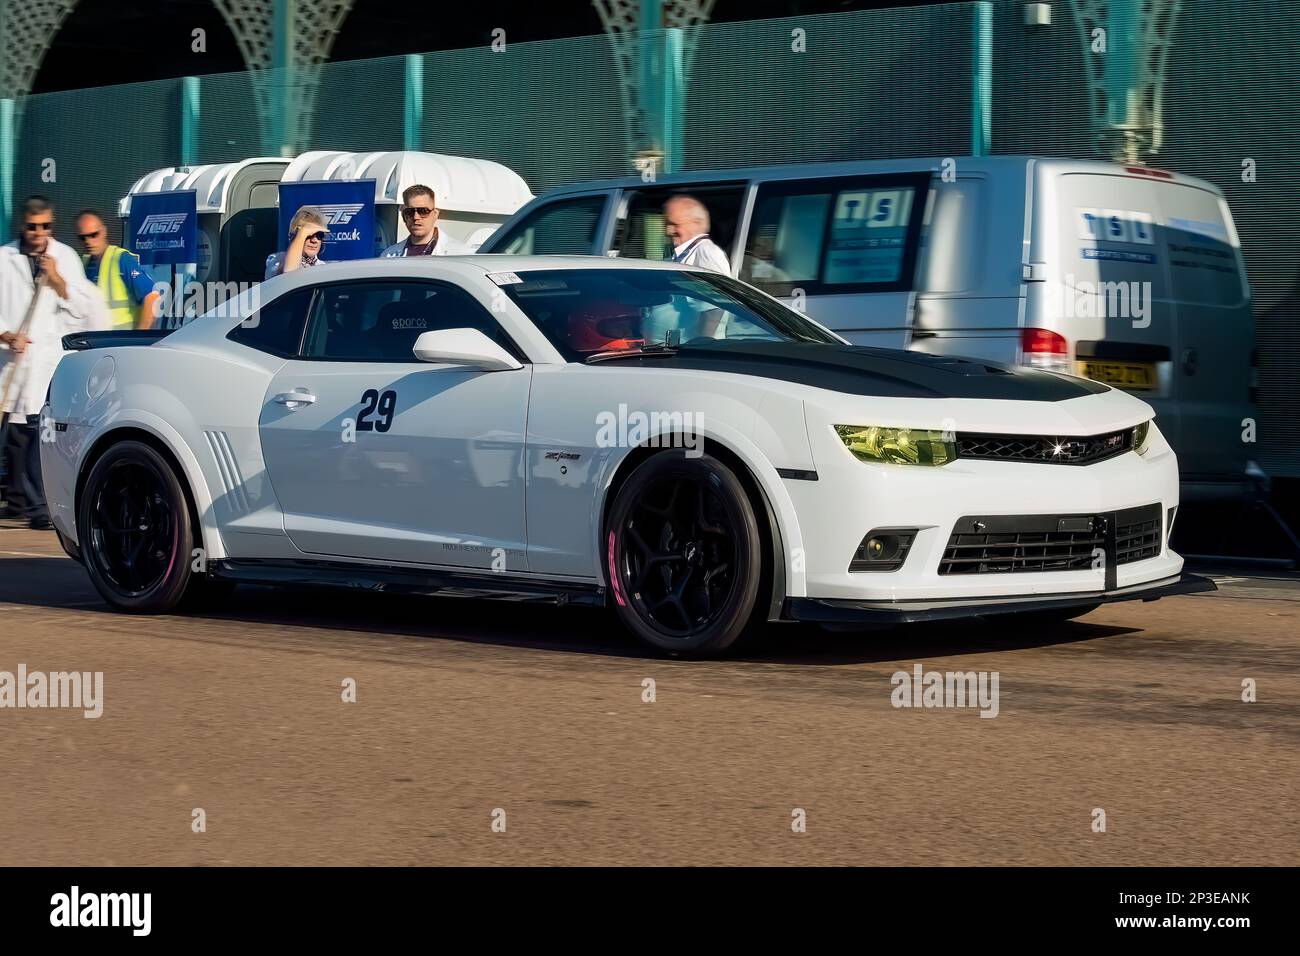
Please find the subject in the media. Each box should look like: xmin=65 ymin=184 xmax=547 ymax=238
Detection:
xmin=24 ymin=222 xmax=53 ymax=232
xmin=401 ymin=205 xmax=434 ymax=218
xmin=78 ymin=230 xmax=103 ymax=240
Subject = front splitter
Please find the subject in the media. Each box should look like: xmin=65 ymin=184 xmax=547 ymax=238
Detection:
xmin=784 ymin=573 xmax=1217 ymax=624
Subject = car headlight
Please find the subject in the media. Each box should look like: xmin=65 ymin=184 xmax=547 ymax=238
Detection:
xmin=834 ymin=425 xmax=956 ymax=466
xmin=1133 ymin=420 xmax=1152 ymax=456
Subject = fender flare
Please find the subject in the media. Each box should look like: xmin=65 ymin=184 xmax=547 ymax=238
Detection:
xmin=590 ymin=418 xmax=807 ymax=600
xmin=75 ymin=411 xmax=227 ymax=561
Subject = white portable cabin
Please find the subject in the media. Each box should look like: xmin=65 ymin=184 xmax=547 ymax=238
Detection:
xmin=279 ymin=150 xmax=534 ymax=253
xmin=119 ymin=157 xmax=292 ymax=284
xmin=120 ymin=150 xmax=534 ymax=284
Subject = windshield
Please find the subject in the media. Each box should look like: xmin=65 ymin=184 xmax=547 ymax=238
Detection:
xmin=496 ymin=268 xmax=841 ymax=362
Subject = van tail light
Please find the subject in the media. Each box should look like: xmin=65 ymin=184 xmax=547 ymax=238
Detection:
xmin=1020 ymin=327 xmax=1071 ymax=373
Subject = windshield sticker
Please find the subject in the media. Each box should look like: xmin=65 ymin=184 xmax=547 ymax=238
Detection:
xmin=487 ymin=272 xmax=523 ymax=286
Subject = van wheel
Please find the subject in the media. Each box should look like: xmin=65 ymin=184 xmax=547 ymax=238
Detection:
xmin=79 ymin=440 xmax=197 ymax=612
xmin=606 ymin=451 xmax=764 ymax=657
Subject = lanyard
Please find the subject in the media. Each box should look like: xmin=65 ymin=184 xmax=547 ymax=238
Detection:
xmin=405 ymin=229 xmax=439 ymax=256
xmin=673 ymin=234 xmax=709 ymax=262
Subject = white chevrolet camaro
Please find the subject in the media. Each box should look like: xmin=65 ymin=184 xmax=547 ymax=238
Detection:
xmin=41 ymin=255 xmax=1211 ymax=656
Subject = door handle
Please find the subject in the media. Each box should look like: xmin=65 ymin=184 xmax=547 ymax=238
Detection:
xmin=273 ymin=390 xmax=317 ymax=407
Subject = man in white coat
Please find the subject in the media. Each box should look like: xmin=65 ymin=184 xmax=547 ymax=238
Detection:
xmin=1 ymin=196 xmax=108 ymax=529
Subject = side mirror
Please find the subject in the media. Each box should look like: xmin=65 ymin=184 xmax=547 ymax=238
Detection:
xmin=412 ymin=328 xmax=523 ymax=371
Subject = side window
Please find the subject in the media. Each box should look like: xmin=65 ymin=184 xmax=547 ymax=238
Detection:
xmin=226 ymin=287 xmax=313 ymax=357
xmin=300 ymin=280 xmax=521 ymax=363
xmin=613 ymin=185 xmax=746 ymax=264
xmin=739 ymin=173 xmax=931 ymax=295
xmin=490 ymin=196 xmax=607 ymax=255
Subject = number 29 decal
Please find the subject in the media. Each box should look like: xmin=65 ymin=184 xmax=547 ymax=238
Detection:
xmin=357 ymin=388 xmax=397 ymax=432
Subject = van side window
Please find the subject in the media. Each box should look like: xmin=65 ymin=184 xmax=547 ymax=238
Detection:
xmin=740 ymin=173 xmax=930 ymax=295
xmin=613 ymin=185 xmax=746 ymax=264
xmin=490 ymin=196 xmax=607 ymax=255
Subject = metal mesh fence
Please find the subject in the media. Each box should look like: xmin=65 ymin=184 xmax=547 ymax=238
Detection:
xmin=684 ymin=4 xmax=976 ymax=169
xmin=13 ymin=78 xmax=180 ymax=246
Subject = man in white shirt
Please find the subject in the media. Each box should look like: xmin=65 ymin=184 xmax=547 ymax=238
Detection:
xmin=646 ymin=195 xmax=732 ymax=344
xmin=1 ymin=196 xmax=108 ymax=528
xmin=380 ymin=185 xmax=470 ymax=257
xmin=665 ymin=195 xmax=731 ymax=274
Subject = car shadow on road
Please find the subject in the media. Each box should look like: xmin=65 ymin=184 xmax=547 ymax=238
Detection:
xmin=0 ymin=553 xmax=1141 ymax=665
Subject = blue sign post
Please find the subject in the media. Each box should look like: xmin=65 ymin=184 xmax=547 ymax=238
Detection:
xmin=278 ymin=180 xmax=376 ymax=261
xmin=129 ymin=190 xmax=198 ymax=265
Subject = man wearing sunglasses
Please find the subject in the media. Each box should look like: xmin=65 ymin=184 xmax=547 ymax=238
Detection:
xmin=76 ymin=209 xmax=161 ymax=330
xmin=1 ymin=196 xmax=107 ymax=529
xmin=380 ymin=185 xmax=469 ymax=258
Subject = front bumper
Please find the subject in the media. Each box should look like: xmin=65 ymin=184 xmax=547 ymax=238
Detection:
xmin=788 ymin=399 xmax=1184 ymax=602
xmin=784 ymin=572 xmax=1216 ymax=624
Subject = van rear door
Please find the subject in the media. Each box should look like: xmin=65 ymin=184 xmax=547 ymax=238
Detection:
xmin=1049 ymin=172 xmax=1251 ymax=485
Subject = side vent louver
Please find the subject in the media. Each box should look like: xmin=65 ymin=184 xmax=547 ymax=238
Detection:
xmin=204 ymin=430 xmax=250 ymax=517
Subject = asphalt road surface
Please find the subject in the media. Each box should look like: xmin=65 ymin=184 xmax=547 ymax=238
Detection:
xmin=1 ymin=527 xmax=1296 ymax=866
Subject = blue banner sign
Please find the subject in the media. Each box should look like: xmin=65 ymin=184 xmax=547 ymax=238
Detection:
xmin=278 ymin=180 xmax=376 ymax=261
xmin=130 ymin=190 xmax=198 ymax=265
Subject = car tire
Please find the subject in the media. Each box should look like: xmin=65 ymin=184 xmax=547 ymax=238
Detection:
xmin=79 ymin=440 xmax=199 ymax=613
xmin=985 ymin=603 xmax=1102 ymax=628
xmin=606 ymin=450 xmax=765 ymax=657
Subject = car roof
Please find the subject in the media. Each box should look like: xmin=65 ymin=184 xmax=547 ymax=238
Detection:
xmin=260 ymin=254 xmax=700 ymax=294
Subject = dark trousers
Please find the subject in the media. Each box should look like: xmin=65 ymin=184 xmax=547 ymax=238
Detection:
xmin=2 ymin=415 xmax=46 ymax=520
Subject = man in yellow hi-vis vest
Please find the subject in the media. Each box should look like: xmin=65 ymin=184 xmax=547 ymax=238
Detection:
xmin=76 ymin=210 xmax=161 ymax=329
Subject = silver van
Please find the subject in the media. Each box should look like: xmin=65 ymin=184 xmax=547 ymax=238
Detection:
xmin=479 ymin=155 xmax=1256 ymax=500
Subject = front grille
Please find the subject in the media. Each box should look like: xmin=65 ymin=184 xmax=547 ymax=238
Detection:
xmin=939 ymin=504 xmax=1161 ymax=575
xmin=957 ymin=428 xmax=1132 ymax=466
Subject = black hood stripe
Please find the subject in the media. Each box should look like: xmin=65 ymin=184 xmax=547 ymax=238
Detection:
xmin=622 ymin=341 xmax=1109 ymax=402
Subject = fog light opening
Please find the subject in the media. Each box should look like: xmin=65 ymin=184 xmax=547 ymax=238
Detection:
xmin=849 ymin=528 xmax=917 ymax=572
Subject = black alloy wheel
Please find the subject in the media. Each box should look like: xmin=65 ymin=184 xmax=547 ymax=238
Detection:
xmin=79 ymin=440 xmax=199 ymax=612
xmin=607 ymin=451 xmax=765 ymax=656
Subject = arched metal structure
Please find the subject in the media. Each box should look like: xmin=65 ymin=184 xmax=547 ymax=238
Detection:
xmin=1071 ymin=0 xmax=1183 ymax=164
xmin=0 ymin=0 xmax=354 ymax=151
xmin=592 ymin=0 xmax=716 ymax=173
xmin=211 ymin=0 xmax=354 ymax=155
xmin=0 ymin=0 xmax=79 ymax=100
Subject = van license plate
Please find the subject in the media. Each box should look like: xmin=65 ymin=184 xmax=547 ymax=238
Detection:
xmin=1076 ymin=361 xmax=1156 ymax=391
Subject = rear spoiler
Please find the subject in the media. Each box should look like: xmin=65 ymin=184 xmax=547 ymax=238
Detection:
xmin=62 ymin=329 xmax=173 ymax=351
